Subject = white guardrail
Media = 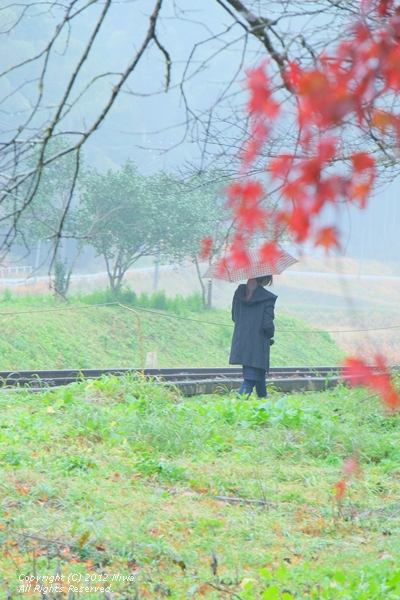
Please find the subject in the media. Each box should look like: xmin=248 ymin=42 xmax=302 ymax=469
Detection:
xmin=0 ymin=265 xmax=176 ymax=287
xmin=1 ymin=265 xmax=400 ymax=287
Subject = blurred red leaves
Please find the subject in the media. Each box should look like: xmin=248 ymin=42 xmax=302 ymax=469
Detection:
xmin=241 ymin=65 xmax=279 ymax=166
xmin=222 ymin=0 xmax=400 ymax=255
xmin=199 ymin=237 xmax=213 ymax=260
xmin=247 ymin=64 xmax=279 ymax=119
xmin=314 ymin=227 xmax=341 ymax=252
xmin=344 ymin=355 xmax=400 ymax=411
xmin=335 ymin=479 xmax=347 ymax=501
xmin=198 ymin=0 xmax=400 ymax=264
xmin=229 ymin=236 xmax=252 ymax=269
xmin=227 ymin=181 xmax=268 ymax=234
xmin=336 ymin=457 xmax=360 ymax=501
xmin=214 ymin=237 xmax=251 ymax=279
xmin=343 ymin=457 xmax=360 ymax=478
xmin=334 ymin=342 xmax=399 ymax=502
xmin=258 ymin=242 xmax=282 ymax=271
xmin=199 ymin=0 xmax=400 ymax=273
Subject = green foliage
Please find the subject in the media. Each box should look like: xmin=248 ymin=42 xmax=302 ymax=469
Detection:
xmin=56 ymin=454 xmax=97 ymax=475
xmin=138 ymin=291 xmax=150 ymax=308
xmin=185 ymin=290 xmax=204 ymax=312
xmin=238 ymin=564 xmax=400 ymax=599
xmin=153 ymin=169 xmax=230 ymax=264
xmin=193 ymin=395 xmax=321 ymax=430
xmin=149 ymin=290 xmax=168 ymax=311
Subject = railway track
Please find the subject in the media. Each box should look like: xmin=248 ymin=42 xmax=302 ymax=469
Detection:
xmin=0 ymin=366 xmax=346 ymax=395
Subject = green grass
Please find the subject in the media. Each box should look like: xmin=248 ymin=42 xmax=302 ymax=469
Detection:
xmin=1 ymin=377 xmax=400 ymax=598
xmin=0 ymin=292 xmax=345 ymax=369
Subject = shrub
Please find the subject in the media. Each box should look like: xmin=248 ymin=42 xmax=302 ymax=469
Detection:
xmin=149 ymin=290 xmax=168 ymax=311
xmin=79 ymin=288 xmax=206 ymax=314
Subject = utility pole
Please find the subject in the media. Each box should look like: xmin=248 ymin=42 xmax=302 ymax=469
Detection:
xmin=207 ymin=278 xmax=212 ymax=308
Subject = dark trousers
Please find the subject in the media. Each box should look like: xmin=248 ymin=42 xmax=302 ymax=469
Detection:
xmin=238 ymin=378 xmax=267 ymax=398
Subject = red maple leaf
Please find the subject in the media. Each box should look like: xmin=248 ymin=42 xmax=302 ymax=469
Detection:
xmin=269 ymin=155 xmax=294 ymax=179
xmin=199 ymin=237 xmax=213 ymax=260
xmin=351 ymin=152 xmax=375 ymax=173
xmin=215 ymin=257 xmax=230 ymax=279
xmin=344 ymin=356 xmax=375 ymax=386
xmin=344 ymin=355 xmax=400 ymax=411
xmin=230 ymin=246 xmax=251 ymax=268
xmin=335 ymin=479 xmax=347 ymax=501
xmin=228 ymin=181 xmax=268 ymax=233
xmin=289 ymin=205 xmax=311 ymax=241
xmin=343 ymin=457 xmax=360 ymax=478
xmin=350 ymin=183 xmax=372 ymax=208
xmin=258 ymin=242 xmax=282 ymax=271
xmin=237 ymin=204 xmax=268 ymax=233
xmin=247 ymin=65 xmax=280 ymax=118
xmin=314 ymin=226 xmax=341 ymax=251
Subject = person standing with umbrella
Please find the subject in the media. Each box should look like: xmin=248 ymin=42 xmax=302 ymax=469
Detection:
xmin=202 ymin=246 xmax=297 ymax=398
xmin=229 ymin=275 xmax=276 ymax=398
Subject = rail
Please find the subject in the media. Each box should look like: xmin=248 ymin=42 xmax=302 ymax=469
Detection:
xmin=0 ymin=366 xmax=349 ymax=396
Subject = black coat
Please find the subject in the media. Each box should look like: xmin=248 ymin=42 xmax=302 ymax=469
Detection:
xmin=229 ymin=284 xmax=277 ymax=372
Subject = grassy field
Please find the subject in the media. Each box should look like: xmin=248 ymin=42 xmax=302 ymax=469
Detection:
xmin=0 ymin=293 xmax=344 ymax=370
xmin=1 ymin=376 xmax=400 ymax=599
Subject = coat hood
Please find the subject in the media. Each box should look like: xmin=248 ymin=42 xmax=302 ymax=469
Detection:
xmin=237 ymin=283 xmax=277 ymax=305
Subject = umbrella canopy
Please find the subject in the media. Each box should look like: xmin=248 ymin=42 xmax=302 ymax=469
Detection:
xmin=202 ymin=247 xmax=298 ymax=282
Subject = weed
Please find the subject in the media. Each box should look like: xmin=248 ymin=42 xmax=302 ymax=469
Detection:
xmin=134 ymin=455 xmax=187 ymax=483
xmin=1 ymin=288 xmax=12 ymax=302
xmin=55 ymin=454 xmax=98 ymax=475
xmin=1 ymin=378 xmax=399 ymax=598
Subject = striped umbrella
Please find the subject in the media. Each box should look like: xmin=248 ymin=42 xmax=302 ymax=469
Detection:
xmin=202 ymin=247 xmax=298 ymax=282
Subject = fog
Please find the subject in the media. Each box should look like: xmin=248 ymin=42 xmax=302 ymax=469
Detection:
xmin=2 ymin=2 xmax=398 ymax=254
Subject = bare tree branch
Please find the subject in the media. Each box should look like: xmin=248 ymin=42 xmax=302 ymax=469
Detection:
xmin=216 ymin=0 xmax=287 ymax=76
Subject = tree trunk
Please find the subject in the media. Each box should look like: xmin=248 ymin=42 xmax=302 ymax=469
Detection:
xmin=113 ymin=251 xmax=131 ymax=295
xmin=194 ymin=256 xmax=207 ymax=308
xmin=53 ymin=255 xmax=68 ymax=301
xmin=104 ymin=253 xmax=117 ymax=294
xmin=63 ymin=240 xmax=86 ymax=297
xmin=207 ymin=277 xmax=212 ymax=309
xmin=114 ymin=260 xmax=125 ymax=296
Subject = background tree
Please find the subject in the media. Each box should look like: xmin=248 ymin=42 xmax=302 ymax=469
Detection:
xmin=14 ymin=138 xmax=78 ymax=243
xmin=80 ymin=161 xmax=168 ymax=295
xmin=147 ymin=170 xmax=232 ymax=308
xmin=80 ymin=164 xmax=235 ymax=302
xmin=9 ymin=136 xmax=84 ymax=296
